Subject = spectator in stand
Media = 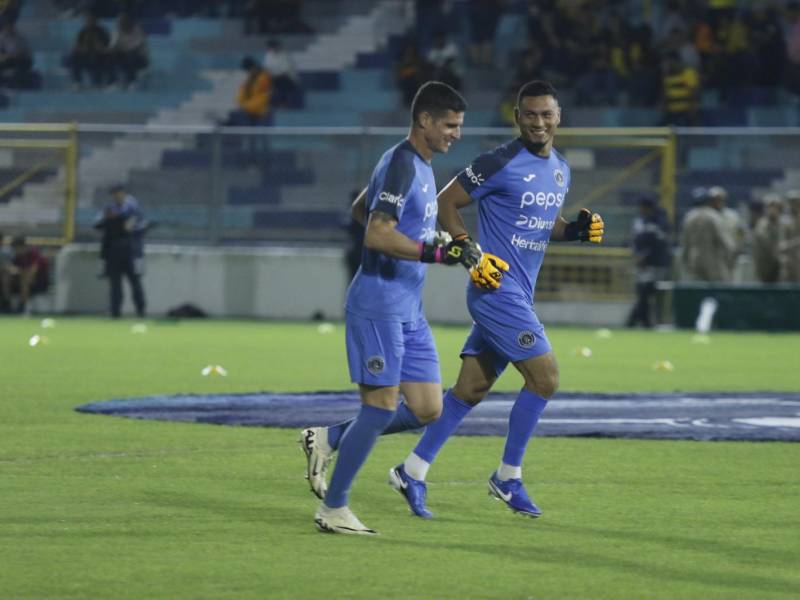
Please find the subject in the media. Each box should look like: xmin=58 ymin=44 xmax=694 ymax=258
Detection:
xmin=784 ymin=1 xmax=800 ymax=96
xmin=468 ymin=0 xmax=500 ymax=66
xmin=0 ymin=19 xmax=33 ymax=89
xmin=67 ymin=12 xmax=111 ymax=89
xmin=655 ymin=0 xmax=688 ymax=46
xmin=525 ymin=2 xmax=579 ymax=87
xmin=414 ymin=0 xmax=447 ymax=56
xmin=426 ymin=31 xmax=461 ymax=91
xmin=574 ymin=39 xmax=619 ymax=105
xmin=752 ymin=193 xmax=784 ymax=283
xmin=230 ymin=56 xmax=273 ymax=126
xmin=660 ymin=51 xmax=700 ymax=125
xmin=110 ymin=13 xmax=148 ymax=89
xmin=625 ymin=23 xmax=661 ymax=106
xmin=627 ymin=196 xmax=672 ymax=328
xmin=749 ymin=3 xmax=785 ymax=87
xmin=0 ymin=0 xmax=20 ymax=24
xmin=679 ymin=187 xmax=736 ymax=283
xmin=395 ymin=40 xmax=427 ymax=107
xmin=263 ymin=39 xmax=300 ymax=108
xmin=1 ymin=236 xmax=50 ymax=314
xmin=426 ymin=30 xmax=457 ymax=74
xmin=511 ymin=41 xmax=544 ymax=91
xmin=244 ymin=0 xmax=270 ymax=35
xmin=779 ymin=190 xmax=800 ymax=282
xmin=715 ymin=10 xmax=753 ymax=99
xmin=247 ymin=0 xmax=311 ymax=35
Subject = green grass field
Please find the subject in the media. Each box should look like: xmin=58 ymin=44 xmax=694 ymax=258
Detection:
xmin=1 ymin=318 xmax=799 ymax=600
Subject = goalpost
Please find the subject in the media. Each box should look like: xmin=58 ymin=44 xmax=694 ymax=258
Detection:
xmin=0 ymin=123 xmax=78 ymax=247
xmin=536 ymin=127 xmax=676 ymax=301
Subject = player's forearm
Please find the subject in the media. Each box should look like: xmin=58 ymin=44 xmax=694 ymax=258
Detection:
xmin=437 ymin=201 xmax=469 ymax=238
xmin=437 ymin=179 xmax=472 ymax=238
xmin=351 ymin=187 xmax=368 ymax=226
xmin=550 ymin=217 xmax=569 ymax=241
xmin=364 ymin=220 xmax=425 ymax=261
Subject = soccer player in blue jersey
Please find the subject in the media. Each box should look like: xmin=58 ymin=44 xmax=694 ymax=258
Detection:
xmin=305 ymin=81 xmax=479 ymax=535
xmin=392 ymin=79 xmax=605 ymax=519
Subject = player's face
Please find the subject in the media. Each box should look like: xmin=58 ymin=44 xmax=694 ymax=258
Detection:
xmin=425 ymin=110 xmax=464 ymax=154
xmin=515 ymin=95 xmax=560 ymax=154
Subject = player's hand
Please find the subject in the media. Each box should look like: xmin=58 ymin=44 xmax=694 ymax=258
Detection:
xmin=442 ymin=234 xmax=482 ymax=268
xmin=575 ymin=208 xmax=604 ymax=243
xmin=432 ymin=230 xmax=452 ymax=247
xmin=419 ymin=232 xmax=479 ymax=264
xmin=469 ymin=252 xmax=509 ymax=290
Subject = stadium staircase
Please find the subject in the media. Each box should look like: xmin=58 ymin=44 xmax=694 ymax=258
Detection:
xmin=2 ymin=1 xmax=412 ymax=236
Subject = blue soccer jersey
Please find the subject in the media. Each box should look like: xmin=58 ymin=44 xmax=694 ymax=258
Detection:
xmin=456 ymin=138 xmax=571 ymax=300
xmin=346 ymin=139 xmax=438 ymax=322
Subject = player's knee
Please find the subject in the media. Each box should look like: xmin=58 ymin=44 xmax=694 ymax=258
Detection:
xmin=415 ymin=403 xmax=442 ymax=424
xmin=452 ymin=381 xmax=489 ymax=406
xmin=527 ymin=372 xmax=559 ymax=399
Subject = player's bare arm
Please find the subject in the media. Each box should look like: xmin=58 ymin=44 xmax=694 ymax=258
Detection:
xmin=363 ymin=210 xmax=423 ymax=260
xmin=350 ymin=187 xmax=368 ymax=226
xmin=437 ymin=177 xmax=509 ymax=288
xmin=436 ymin=177 xmax=472 ymax=238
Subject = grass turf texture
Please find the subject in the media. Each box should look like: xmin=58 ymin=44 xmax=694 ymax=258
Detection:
xmin=1 ymin=317 xmax=798 ymax=600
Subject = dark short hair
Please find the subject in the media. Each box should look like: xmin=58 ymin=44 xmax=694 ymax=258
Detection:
xmin=517 ymin=80 xmax=558 ymax=106
xmin=241 ymin=56 xmax=257 ymax=71
xmin=411 ymin=81 xmax=467 ymax=124
xmin=109 ymin=182 xmax=125 ymax=193
xmin=11 ymin=235 xmax=26 ymax=247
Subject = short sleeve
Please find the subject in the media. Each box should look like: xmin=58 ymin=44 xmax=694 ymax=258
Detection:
xmin=456 ymin=142 xmax=517 ymax=201
xmin=371 ymin=149 xmax=415 ymax=220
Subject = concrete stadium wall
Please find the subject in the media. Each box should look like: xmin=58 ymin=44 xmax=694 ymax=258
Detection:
xmin=54 ymin=244 xmax=629 ymax=325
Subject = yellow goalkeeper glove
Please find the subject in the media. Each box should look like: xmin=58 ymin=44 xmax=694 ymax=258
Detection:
xmin=565 ymin=208 xmax=604 ymax=243
xmin=469 ymin=252 xmax=510 ymax=290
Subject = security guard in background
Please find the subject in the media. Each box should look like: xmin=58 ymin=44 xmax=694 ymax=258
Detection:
xmin=94 ymin=183 xmax=148 ymax=318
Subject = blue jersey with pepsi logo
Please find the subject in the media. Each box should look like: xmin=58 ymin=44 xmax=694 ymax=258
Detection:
xmin=346 ymin=139 xmax=438 ymax=322
xmin=456 ymin=138 xmax=570 ymax=301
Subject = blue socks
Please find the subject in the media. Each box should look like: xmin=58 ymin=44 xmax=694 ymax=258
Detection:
xmin=502 ymin=389 xmax=548 ymax=467
xmin=324 ymin=404 xmax=395 ymax=508
xmin=413 ymin=389 xmax=473 ymax=463
xmin=327 ymin=401 xmax=423 ymax=451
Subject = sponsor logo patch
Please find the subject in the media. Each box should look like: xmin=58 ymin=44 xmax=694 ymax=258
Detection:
xmin=378 ymin=191 xmax=404 ymax=207
xmin=464 ymin=165 xmax=485 ymax=186
xmin=554 ymin=169 xmax=565 ymax=187
xmin=367 ymin=355 xmax=385 ymax=375
xmin=517 ymin=330 xmax=536 ymax=348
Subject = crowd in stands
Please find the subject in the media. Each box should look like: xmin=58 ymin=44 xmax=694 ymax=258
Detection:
xmin=395 ymin=0 xmax=800 ymax=126
xmin=66 ymin=11 xmax=148 ymax=89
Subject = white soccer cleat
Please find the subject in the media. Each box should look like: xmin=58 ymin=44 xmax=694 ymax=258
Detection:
xmin=314 ymin=505 xmax=377 ymax=535
xmin=299 ymin=427 xmax=335 ymax=500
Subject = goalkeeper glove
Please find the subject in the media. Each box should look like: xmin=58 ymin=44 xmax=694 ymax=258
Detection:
xmin=420 ymin=233 xmax=482 ymax=267
xmin=469 ymin=252 xmax=509 ymax=290
xmin=419 ymin=230 xmax=453 ymax=263
xmin=564 ymin=208 xmax=604 ymax=243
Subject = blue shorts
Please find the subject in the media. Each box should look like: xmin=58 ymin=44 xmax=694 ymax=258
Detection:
xmin=461 ymin=285 xmax=552 ymax=378
xmin=345 ymin=313 xmax=441 ymax=386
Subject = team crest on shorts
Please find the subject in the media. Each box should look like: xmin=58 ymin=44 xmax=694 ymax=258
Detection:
xmin=367 ymin=355 xmax=385 ymax=375
xmin=517 ymin=330 xmax=536 ymax=348
xmin=553 ymin=169 xmax=565 ymax=187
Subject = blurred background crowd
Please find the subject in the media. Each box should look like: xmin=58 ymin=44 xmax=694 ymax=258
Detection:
xmin=1 ymin=0 xmax=800 ymax=326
